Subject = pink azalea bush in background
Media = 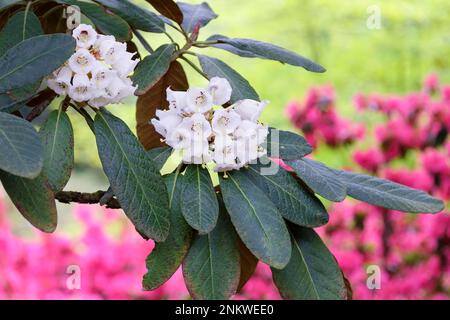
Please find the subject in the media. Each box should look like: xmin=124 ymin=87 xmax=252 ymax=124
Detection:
xmin=286 ymin=85 xmax=365 ymax=148
xmin=288 ymin=75 xmax=449 ymax=299
xmin=0 ymin=196 xmax=279 ymax=300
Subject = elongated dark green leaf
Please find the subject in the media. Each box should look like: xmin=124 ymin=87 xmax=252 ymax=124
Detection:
xmin=0 ymin=10 xmax=43 ymax=106
xmin=94 ymin=0 xmax=165 ymax=33
xmin=143 ymin=170 xmax=193 ymax=290
xmin=183 ymin=208 xmax=240 ymax=300
xmin=132 ymin=44 xmax=175 ymax=95
xmin=94 ymin=108 xmax=170 ymax=241
xmin=334 ymin=169 xmax=444 ymax=213
xmin=0 ymin=112 xmax=43 ymax=178
xmin=181 ymin=164 xmax=219 ymax=234
xmin=272 ymin=225 xmax=347 ymax=300
xmin=0 ymin=34 xmax=76 ymax=93
xmin=213 ymin=37 xmax=326 ymax=73
xmin=0 ymin=0 xmax=21 ymax=11
xmin=0 ymin=171 xmax=57 ymax=233
xmin=287 ymin=158 xmax=346 ymax=202
xmin=0 ymin=81 xmax=40 ymax=113
xmin=146 ymin=0 xmax=183 ymax=24
xmin=39 ymin=110 xmax=74 ymax=192
xmin=245 ymin=161 xmax=329 ymax=227
xmin=178 ymin=2 xmax=217 ymax=33
xmin=198 ymin=54 xmax=259 ymax=103
xmin=206 ymin=35 xmax=261 ymax=58
xmin=266 ymin=128 xmax=312 ymax=160
xmin=147 ymin=146 xmax=172 ymax=171
xmin=219 ymin=170 xmax=291 ymax=269
xmin=57 ymin=0 xmax=131 ymax=41
xmin=0 ymin=10 xmax=43 ymax=57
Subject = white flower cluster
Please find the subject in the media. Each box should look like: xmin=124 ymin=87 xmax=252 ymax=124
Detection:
xmin=151 ymin=77 xmax=269 ymax=172
xmin=47 ymin=24 xmax=138 ymax=107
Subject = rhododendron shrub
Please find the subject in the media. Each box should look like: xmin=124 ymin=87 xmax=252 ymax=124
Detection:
xmin=0 ymin=1 xmax=444 ymax=300
xmin=287 ymin=76 xmax=450 ymax=299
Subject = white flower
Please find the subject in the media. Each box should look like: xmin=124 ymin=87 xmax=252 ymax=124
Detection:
xmin=91 ymin=66 xmax=116 ymax=89
xmin=234 ymin=120 xmax=259 ymax=139
xmin=93 ymin=34 xmax=115 ymax=53
xmin=166 ymin=87 xmax=188 ymax=113
xmin=112 ymin=52 xmax=138 ymax=77
xmin=47 ymin=66 xmax=72 ymax=95
xmin=183 ymin=141 xmax=212 ymax=164
xmin=185 ymin=88 xmax=213 ymax=113
xmin=166 ymin=126 xmax=192 ymax=149
xmin=72 ymin=24 xmax=97 ymax=49
xmin=151 ymin=118 xmax=167 ymax=137
xmin=103 ymin=77 xmax=126 ymax=100
xmin=213 ymin=134 xmax=237 ymax=165
xmin=208 ymin=77 xmax=232 ymax=105
xmin=235 ymin=137 xmax=260 ymax=165
xmin=111 ymin=78 xmax=137 ymax=103
xmin=179 ymin=113 xmax=212 ymax=141
xmin=68 ymin=49 xmax=96 ymax=74
xmin=151 ymin=109 xmax=183 ymax=138
xmin=234 ymin=99 xmax=268 ymax=122
xmin=68 ymin=74 xmax=94 ymax=102
xmin=88 ymin=96 xmax=111 ymax=107
xmin=99 ymin=40 xmax=127 ymax=65
xmin=256 ymin=124 xmax=269 ymax=145
xmin=211 ymin=108 xmax=241 ymax=134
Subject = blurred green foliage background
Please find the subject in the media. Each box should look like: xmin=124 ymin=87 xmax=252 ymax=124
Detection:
xmin=64 ymin=0 xmax=450 ymax=181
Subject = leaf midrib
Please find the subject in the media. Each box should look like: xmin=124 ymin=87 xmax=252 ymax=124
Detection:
xmin=0 ymin=36 xmax=72 ymax=86
xmin=97 ymin=111 xmax=165 ymax=233
xmin=292 ymin=236 xmax=320 ymax=299
xmin=227 ymin=174 xmax=270 ymax=244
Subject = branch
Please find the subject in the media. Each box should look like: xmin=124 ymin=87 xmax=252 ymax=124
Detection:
xmin=55 ymin=190 xmax=121 ymax=209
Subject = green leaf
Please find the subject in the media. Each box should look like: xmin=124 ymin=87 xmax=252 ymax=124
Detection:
xmin=0 ymin=112 xmax=43 ymax=178
xmin=0 ymin=171 xmax=57 ymax=233
xmin=0 ymin=81 xmax=40 ymax=113
xmin=245 ymin=161 xmax=329 ymax=227
xmin=94 ymin=0 xmax=165 ymax=33
xmin=94 ymin=108 xmax=170 ymax=242
xmin=182 ymin=207 xmax=240 ymax=300
xmin=0 ymin=10 xmax=43 ymax=57
xmin=266 ymin=128 xmax=313 ymax=160
xmin=206 ymin=35 xmax=261 ymax=58
xmin=287 ymin=158 xmax=347 ymax=202
xmin=146 ymin=0 xmax=183 ymax=25
xmin=0 ymin=10 xmax=43 ymax=106
xmin=178 ymin=2 xmax=217 ymax=33
xmin=0 ymin=0 xmax=21 ymax=11
xmin=57 ymin=0 xmax=132 ymax=42
xmin=147 ymin=146 xmax=172 ymax=171
xmin=272 ymin=225 xmax=347 ymax=300
xmin=0 ymin=34 xmax=76 ymax=93
xmin=181 ymin=164 xmax=219 ymax=234
xmin=219 ymin=170 xmax=291 ymax=269
xmin=143 ymin=169 xmax=193 ymax=290
xmin=198 ymin=54 xmax=259 ymax=103
xmin=39 ymin=110 xmax=74 ymax=192
xmin=212 ymin=37 xmax=326 ymax=73
xmin=334 ymin=169 xmax=445 ymax=213
xmin=132 ymin=44 xmax=176 ymax=95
